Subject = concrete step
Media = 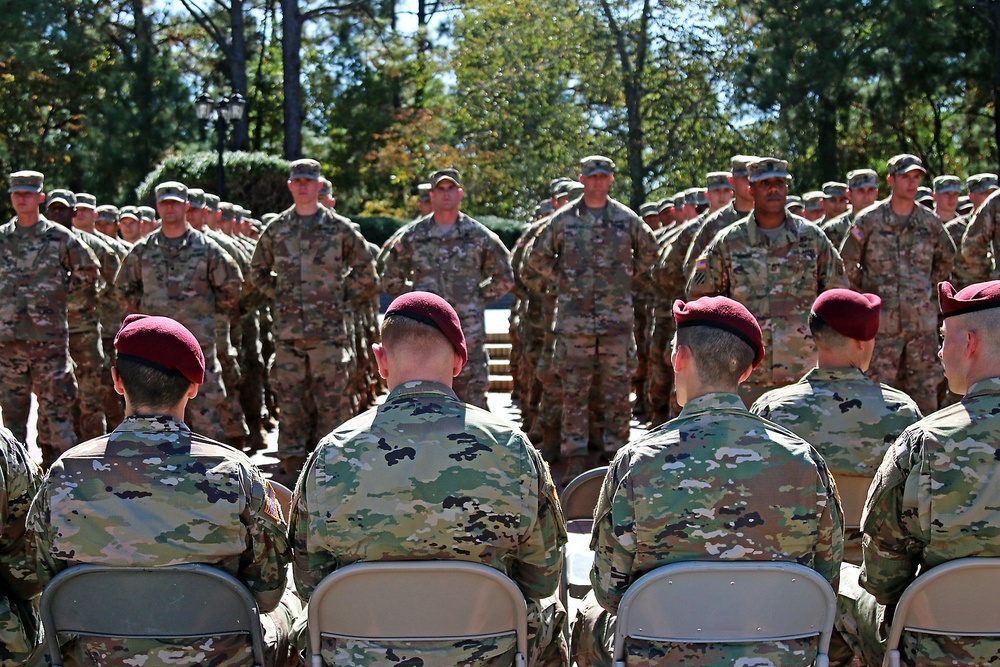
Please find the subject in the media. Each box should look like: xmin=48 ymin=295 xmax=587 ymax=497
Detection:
xmin=490 ymin=375 xmax=514 ymax=392
xmin=487 ymin=343 xmax=512 ymax=360
xmin=489 ymin=360 xmax=510 ymax=374
xmin=486 ymin=330 xmax=512 ymax=344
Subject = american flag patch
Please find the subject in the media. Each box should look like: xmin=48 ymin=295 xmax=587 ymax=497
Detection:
xmin=394 ymin=239 xmax=403 ymax=252
xmin=850 ymin=227 xmax=863 ymax=241
xmin=695 ymin=258 xmax=707 ymax=270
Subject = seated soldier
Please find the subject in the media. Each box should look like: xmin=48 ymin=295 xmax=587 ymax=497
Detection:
xmin=572 ymin=295 xmax=844 ymax=667
xmin=28 ymin=314 xmax=298 ymax=667
xmin=0 ymin=424 xmax=42 ymax=666
xmin=290 ymin=291 xmax=567 ymax=667
xmin=751 ymin=289 xmax=922 ymax=554
xmin=834 ymin=280 xmax=1000 ymax=666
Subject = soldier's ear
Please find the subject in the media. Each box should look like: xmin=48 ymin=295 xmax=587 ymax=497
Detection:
xmin=738 ymin=364 xmax=753 ymax=383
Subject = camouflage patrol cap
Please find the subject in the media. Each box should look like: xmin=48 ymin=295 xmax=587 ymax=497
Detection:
xmin=552 ymin=180 xmax=573 ymax=199
xmin=939 ymin=280 xmax=1000 ymax=319
xmin=549 ymin=177 xmax=573 ymax=197
xmin=657 ymin=198 xmax=674 ymax=213
xmin=430 ymin=168 xmax=461 ymax=188
xmin=319 ymin=177 xmax=332 ymax=197
xmin=417 ymin=183 xmax=432 ymax=202
xmin=96 ymin=205 xmax=119 ymax=222
xmin=218 ymin=202 xmax=237 ymax=221
xmin=822 ymin=181 xmax=848 ymax=198
xmin=535 ymin=200 xmax=554 ymax=217
xmin=786 ymin=195 xmax=803 ymax=208
xmin=580 ymin=155 xmax=615 ymax=177
xmin=46 ymin=189 xmax=76 ymax=208
xmin=187 ymin=188 xmax=206 ymax=209
xmin=967 ymin=173 xmax=999 ymax=193
xmin=730 ymin=155 xmax=759 ymax=178
xmin=916 ymin=186 xmax=934 ymax=203
xmin=706 ymin=172 xmax=734 ymax=191
xmin=847 ymin=169 xmax=878 ymax=190
xmin=75 ymin=192 xmax=97 ymax=209
xmin=933 ymin=175 xmax=962 ymax=194
xmin=119 ymin=206 xmax=139 ymax=221
xmin=672 ymin=192 xmax=687 ymax=208
xmin=8 ymin=170 xmax=44 ymax=193
xmin=748 ymin=158 xmax=790 ymax=183
xmin=385 ymin=291 xmax=467 ymax=366
xmin=887 ymin=153 xmax=927 ymax=176
xmin=958 ymin=197 xmax=973 ymax=214
xmin=155 ymin=181 xmax=188 ymax=203
xmin=639 ymin=202 xmax=660 ymax=216
xmin=115 ymin=314 xmax=205 ymax=385
xmin=673 ymin=296 xmax=764 ymax=369
xmin=683 ymin=187 xmax=702 ymax=205
xmin=802 ymin=191 xmax=825 ymax=210
xmin=234 ymin=205 xmax=246 ymax=222
xmin=138 ymin=206 xmax=156 ymax=222
xmin=811 ymin=289 xmax=881 ymax=341
xmin=565 ymin=182 xmax=584 ymax=198
xmin=203 ymin=194 xmax=220 ymax=213
xmin=289 ymin=158 xmax=321 ymax=181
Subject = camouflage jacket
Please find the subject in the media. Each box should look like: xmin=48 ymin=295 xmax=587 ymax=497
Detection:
xmin=840 ymin=199 xmax=955 ymax=334
xmin=860 ymin=376 xmax=1000 ymax=664
xmin=0 ymin=427 xmax=41 ymax=667
xmin=72 ymin=228 xmax=121 ymax=336
xmin=0 ymin=216 xmax=100 ymax=343
xmin=591 ymin=392 xmax=843 ymax=665
xmin=291 ymin=380 xmax=566 ymax=666
xmin=956 ymin=190 xmax=1000 ymax=285
xmin=378 ymin=213 xmax=513 ymax=345
xmin=523 ymin=198 xmax=660 ymax=335
xmin=944 ymin=215 xmax=969 ymax=252
xmin=28 ymin=415 xmax=290 ymax=667
xmin=820 ymin=210 xmax=855 ymax=249
xmin=248 ymin=205 xmax=378 ymax=341
xmin=687 ymin=212 xmax=849 ymax=388
xmin=115 ymin=226 xmax=242 ymax=348
xmin=649 ymin=217 xmax=702 ymax=316
xmin=750 ymin=366 xmax=922 ymax=476
xmin=682 ymin=201 xmax=751 ymax=277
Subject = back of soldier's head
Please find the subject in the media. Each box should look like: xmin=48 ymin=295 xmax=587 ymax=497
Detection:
xmin=381 ymin=292 xmax=468 ymax=366
xmin=808 ymin=289 xmax=881 ymax=350
xmin=114 ymin=315 xmax=205 ymax=412
xmin=673 ymin=296 xmax=763 ymax=386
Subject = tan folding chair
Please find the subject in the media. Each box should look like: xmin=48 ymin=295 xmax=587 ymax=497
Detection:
xmin=613 ymin=561 xmax=837 ymax=667
xmin=307 ymin=561 xmax=529 ymax=667
xmin=269 ymin=479 xmax=293 ymax=521
xmin=883 ymin=557 xmax=1000 ymax=667
xmin=39 ymin=564 xmax=266 ymax=667
xmin=834 ymin=474 xmax=874 ymax=564
xmin=560 ymin=466 xmax=607 ymax=593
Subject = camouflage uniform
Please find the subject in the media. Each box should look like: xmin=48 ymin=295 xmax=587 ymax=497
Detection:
xmin=572 ymin=392 xmax=844 ymax=667
xmin=115 ymin=227 xmax=243 ymax=441
xmin=246 ymin=205 xmax=378 ymax=461
xmin=95 ymin=231 xmax=130 ymax=429
xmin=523 ymin=199 xmax=660 ymax=456
xmin=840 ymin=203 xmax=955 ymax=413
xmin=28 ymin=415 xmax=294 ymax=667
xmin=687 ymin=212 xmax=849 ymax=403
xmin=0 ymin=215 xmax=99 ymax=461
xmin=835 ymin=377 xmax=1000 ymax=666
xmin=821 ymin=210 xmax=855 ymax=249
xmin=956 ymin=188 xmax=1000 ymax=285
xmin=681 ymin=200 xmax=748 ymax=278
xmin=378 ymin=213 xmax=514 ymax=408
xmin=0 ymin=427 xmax=41 ymax=666
xmin=290 ymin=380 xmax=567 ymax=667
xmin=943 ymin=214 xmax=969 ymax=251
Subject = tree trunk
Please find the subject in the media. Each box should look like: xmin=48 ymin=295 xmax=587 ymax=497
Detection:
xmin=993 ymin=0 xmax=1000 ymax=166
xmin=623 ymin=79 xmax=646 ymax=212
xmin=230 ymin=0 xmax=249 ymax=150
xmin=815 ymin=93 xmax=839 ymax=180
xmin=281 ymin=0 xmax=304 ymax=159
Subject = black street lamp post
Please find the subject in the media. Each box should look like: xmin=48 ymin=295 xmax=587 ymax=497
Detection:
xmin=195 ymin=92 xmax=246 ymax=200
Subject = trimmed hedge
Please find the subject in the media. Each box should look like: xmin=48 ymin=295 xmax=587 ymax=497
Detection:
xmin=354 ymin=214 xmax=524 ymax=251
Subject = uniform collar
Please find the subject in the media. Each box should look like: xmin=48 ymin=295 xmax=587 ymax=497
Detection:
xmin=962 ymin=377 xmax=1000 ymax=402
xmin=114 ymin=415 xmax=191 ymax=433
xmin=386 ymin=379 xmax=459 ymax=401
xmin=677 ymin=391 xmax=747 ymax=418
xmin=801 ymin=366 xmax=869 ymax=383
xmin=746 ymin=211 xmax=798 ymax=245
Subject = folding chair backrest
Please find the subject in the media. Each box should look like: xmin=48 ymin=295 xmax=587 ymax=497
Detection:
xmin=884 ymin=557 xmax=1000 ymax=667
xmin=40 ymin=564 xmax=265 ymax=667
xmin=308 ymin=561 xmax=528 ymax=667
xmin=835 ymin=474 xmax=873 ymax=531
xmin=269 ymin=480 xmax=293 ymax=521
xmin=613 ymin=561 xmax=836 ymax=667
xmin=561 ymin=466 xmax=608 ymax=522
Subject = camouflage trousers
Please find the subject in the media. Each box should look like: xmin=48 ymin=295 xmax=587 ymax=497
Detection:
xmin=184 ymin=345 xmax=227 ymax=442
xmin=0 ymin=340 xmax=77 ymax=466
xmin=573 ymin=589 xmax=822 ymax=667
xmin=68 ymin=329 xmax=107 ymax=440
xmin=555 ymin=333 xmax=635 ymax=457
xmin=272 ymin=338 xmax=355 ymax=460
xmin=644 ymin=313 xmax=677 ymax=427
xmin=101 ymin=338 xmax=125 ymax=430
xmin=454 ymin=336 xmax=490 ymax=410
xmin=535 ymin=331 xmax=562 ymax=441
xmin=632 ymin=297 xmax=651 ymax=409
xmin=216 ymin=325 xmax=250 ymax=442
xmin=833 ymin=562 xmax=1000 ymax=667
xmin=239 ymin=314 xmax=268 ymax=441
xmin=518 ymin=324 xmax=547 ymax=432
xmin=0 ymin=595 xmax=38 ymax=667
xmin=869 ymin=332 xmax=940 ymax=415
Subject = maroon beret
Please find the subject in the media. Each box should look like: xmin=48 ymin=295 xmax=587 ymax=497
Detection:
xmin=938 ymin=280 xmax=1000 ymax=319
xmin=811 ymin=289 xmax=881 ymax=341
xmin=673 ymin=296 xmax=765 ymax=369
xmin=385 ymin=291 xmax=468 ymax=366
xmin=114 ymin=314 xmax=206 ymax=385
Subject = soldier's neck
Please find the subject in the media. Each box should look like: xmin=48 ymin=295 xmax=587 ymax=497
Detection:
xmin=432 ymin=210 xmax=459 ymax=226
xmin=889 ymin=195 xmax=916 ymax=217
xmin=295 ymin=200 xmax=320 ymax=217
xmin=14 ymin=211 xmax=40 ymax=227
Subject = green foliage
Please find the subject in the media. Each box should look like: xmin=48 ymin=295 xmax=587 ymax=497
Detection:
xmin=137 ymin=151 xmax=290 ymax=214
xmin=353 ymin=215 xmax=408 ymax=247
xmin=477 ymin=215 xmax=527 ymax=251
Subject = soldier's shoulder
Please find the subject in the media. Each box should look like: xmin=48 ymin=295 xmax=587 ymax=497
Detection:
xmin=606 ymin=197 xmax=640 ymax=221
xmin=875 ymin=383 xmax=922 ymax=413
xmin=851 ymin=199 xmax=889 ymax=226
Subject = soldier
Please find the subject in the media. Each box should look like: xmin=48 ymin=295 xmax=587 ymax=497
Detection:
xmin=840 ymin=154 xmax=954 ymax=414
xmin=572 ymin=295 xmax=843 ymax=666
xmin=657 ymin=197 xmax=676 ymax=229
xmin=834 ymin=280 xmax=1000 ymax=666
xmin=290 ymin=292 xmax=566 ymax=667
xmin=28 ymin=314 xmax=296 ymax=667
xmin=523 ymin=156 xmax=659 ymax=481
xmin=137 ymin=205 xmax=157 ymax=237
xmin=117 ymin=206 xmax=142 ymax=244
xmin=821 ymin=169 xmax=879 ymax=248
xmin=46 ymin=189 xmax=118 ymax=441
xmin=246 ymin=159 xmax=378 ymax=482
xmin=750 ymin=289 xmax=921 ymax=553
xmin=682 ymin=156 xmax=757 ymax=278
xmin=932 ymin=174 xmax=962 ymax=223
xmin=638 ymin=202 xmax=660 ymax=227
xmin=688 ymin=158 xmax=848 ymax=404
xmin=415 ymin=182 xmax=433 ymax=217
xmin=802 ymin=190 xmax=826 ymax=222
xmin=0 ymin=171 xmax=99 ymax=464
xmin=704 ymin=171 xmax=734 ymax=213
xmin=72 ymin=192 xmax=98 ymax=234
xmin=0 ymin=425 xmax=41 ymax=666
xmin=916 ymin=185 xmax=935 ymax=208
xmin=787 ymin=194 xmax=805 ymax=215
xmin=379 ymin=167 xmax=513 ymax=409
xmin=955 ymin=173 xmax=1000 ymax=286
xmin=318 ymin=177 xmax=336 ymax=209
xmin=966 ymin=172 xmax=998 ymax=212
xmin=822 ymin=181 xmax=850 ymax=220
xmin=115 ymin=181 xmax=243 ymax=442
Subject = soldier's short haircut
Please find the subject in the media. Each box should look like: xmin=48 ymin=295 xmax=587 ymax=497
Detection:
xmin=380 ymin=313 xmax=454 ymax=355
xmin=808 ymin=312 xmax=851 ymax=349
xmin=675 ymin=325 xmax=755 ymax=385
xmin=962 ymin=307 xmax=1000 ymax=350
xmin=115 ymin=357 xmax=194 ymax=410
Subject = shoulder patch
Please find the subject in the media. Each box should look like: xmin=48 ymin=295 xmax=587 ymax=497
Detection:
xmin=261 ymin=481 xmax=284 ymax=523
xmin=850 ymin=227 xmax=864 ymax=241
xmin=695 ymin=258 xmax=707 ymax=271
